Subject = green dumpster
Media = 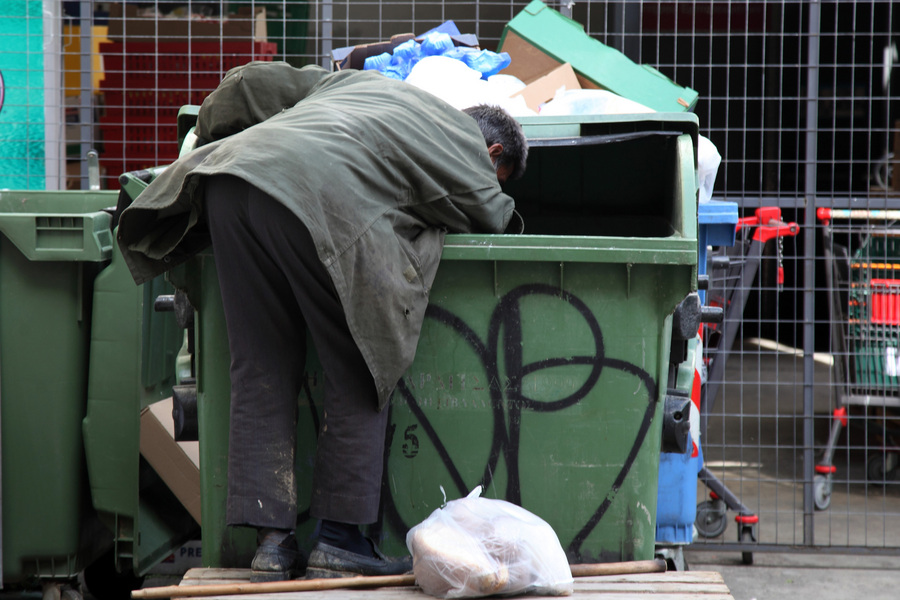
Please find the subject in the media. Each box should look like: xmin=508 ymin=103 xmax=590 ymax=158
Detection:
xmin=0 ymin=189 xmax=191 ymax=592
xmin=170 ymin=112 xmax=698 ymax=566
xmin=0 ymin=190 xmax=115 ymax=584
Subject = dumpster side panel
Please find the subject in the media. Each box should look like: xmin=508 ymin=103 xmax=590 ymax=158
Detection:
xmin=384 ymin=259 xmax=687 ymax=562
xmin=84 ymin=238 xmax=190 ymax=576
xmin=0 ymin=237 xmax=89 ymax=581
xmin=187 ymin=255 xmax=257 ymax=569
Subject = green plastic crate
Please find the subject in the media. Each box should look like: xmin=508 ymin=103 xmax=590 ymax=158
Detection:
xmin=846 ymin=231 xmax=900 ymax=391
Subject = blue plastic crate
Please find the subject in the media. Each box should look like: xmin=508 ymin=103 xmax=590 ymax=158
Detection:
xmin=697 ymin=199 xmax=738 ymax=303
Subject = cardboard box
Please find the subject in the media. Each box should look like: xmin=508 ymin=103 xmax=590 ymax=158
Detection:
xmin=108 ymin=3 xmax=267 ymax=44
xmin=140 ymin=398 xmax=201 ymax=525
xmin=331 ymin=32 xmax=480 ymax=71
xmin=498 ymin=0 xmax=698 ymax=112
xmin=148 ymin=540 xmax=203 ymax=576
xmin=511 ymin=62 xmax=581 ymax=112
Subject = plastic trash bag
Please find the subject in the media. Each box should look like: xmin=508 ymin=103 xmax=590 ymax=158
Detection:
xmin=362 ymin=28 xmax=510 ymax=81
xmin=405 ymin=56 xmax=535 ymax=116
xmin=697 ymin=134 xmax=722 ymax=204
xmin=406 ymin=487 xmax=573 ymax=598
xmin=539 ymin=89 xmax=655 ymax=116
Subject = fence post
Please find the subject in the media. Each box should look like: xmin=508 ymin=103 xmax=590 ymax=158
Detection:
xmin=802 ymin=0 xmax=822 ymax=547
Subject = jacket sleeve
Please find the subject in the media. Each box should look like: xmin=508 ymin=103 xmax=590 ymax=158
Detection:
xmin=195 ymin=62 xmax=331 ymax=143
xmin=407 ymin=188 xmax=516 ymax=234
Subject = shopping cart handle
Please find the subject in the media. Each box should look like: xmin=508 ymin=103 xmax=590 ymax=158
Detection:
xmin=816 ymin=207 xmax=900 ymax=224
xmin=738 ymin=207 xmax=800 ymax=243
xmin=753 ymin=221 xmax=799 ymax=243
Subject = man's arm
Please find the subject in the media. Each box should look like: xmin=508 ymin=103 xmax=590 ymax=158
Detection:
xmin=408 ymin=188 xmax=516 ymax=235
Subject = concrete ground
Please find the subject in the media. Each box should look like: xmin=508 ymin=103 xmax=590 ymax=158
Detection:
xmin=684 ymin=549 xmax=900 ymax=600
xmin=674 ymin=339 xmax=900 ymax=599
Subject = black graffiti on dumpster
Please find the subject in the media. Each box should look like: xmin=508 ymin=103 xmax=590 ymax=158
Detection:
xmin=379 ymin=283 xmax=658 ymax=561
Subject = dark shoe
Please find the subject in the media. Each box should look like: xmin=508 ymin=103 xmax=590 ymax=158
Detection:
xmin=250 ymin=529 xmax=305 ymax=582
xmin=305 ymin=540 xmax=412 ymax=579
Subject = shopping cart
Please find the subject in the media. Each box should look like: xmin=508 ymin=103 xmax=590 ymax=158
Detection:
xmin=814 ymin=208 xmax=900 ymax=511
xmin=695 ymin=207 xmax=799 ymax=564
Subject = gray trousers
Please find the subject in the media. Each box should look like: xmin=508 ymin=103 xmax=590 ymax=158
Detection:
xmin=205 ymin=174 xmax=390 ymax=530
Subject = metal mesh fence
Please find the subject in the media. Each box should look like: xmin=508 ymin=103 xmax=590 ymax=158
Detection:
xmin=1 ymin=0 xmax=898 ymax=558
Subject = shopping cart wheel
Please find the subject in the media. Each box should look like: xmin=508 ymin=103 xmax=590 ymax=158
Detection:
xmin=866 ymin=453 xmax=899 ymax=484
xmin=695 ymin=499 xmax=728 ymax=538
xmin=740 ymin=528 xmax=755 ymax=565
xmin=813 ymin=474 xmax=832 ymax=510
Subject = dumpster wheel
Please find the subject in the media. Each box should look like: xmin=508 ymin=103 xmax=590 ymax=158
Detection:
xmin=82 ymin=548 xmax=145 ymax=600
xmin=695 ymin=499 xmax=727 ymax=538
xmin=42 ymin=582 xmax=82 ymax=600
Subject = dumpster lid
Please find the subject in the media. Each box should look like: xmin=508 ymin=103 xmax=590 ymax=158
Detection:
xmin=526 ymin=129 xmax=685 ymax=148
xmin=518 ymin=113 xmax=699 ymax=161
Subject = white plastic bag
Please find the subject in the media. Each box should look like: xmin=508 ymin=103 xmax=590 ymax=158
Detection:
xmin=406 ymin=487 xmax=573 ymax=598
xmin=697 ymin=134 xmax=722 ymax=204
xmin=405 ymin=56 xmax=536 ymax=116
xmin=539 ymin=88 xmax=655 ymax=116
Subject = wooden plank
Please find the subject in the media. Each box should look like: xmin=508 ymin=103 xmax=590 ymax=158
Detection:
xmin=171 ymin=593 xmax=735 ymax=600
xmin=172 ymin=568 xmax=735 ymax=600
xmin=572 ymin=596 xmax=735 ymax=600
xmin=578 ymin=572 xmax=726 ymax=584
xmin=182 ymin=568 xmax=252 ymax=583
xmin=575 ymin=582 xmax=732 ymax=593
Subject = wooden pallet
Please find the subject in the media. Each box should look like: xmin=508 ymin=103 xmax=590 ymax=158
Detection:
xmin=175 ymin=568 xmax=735 ymax=600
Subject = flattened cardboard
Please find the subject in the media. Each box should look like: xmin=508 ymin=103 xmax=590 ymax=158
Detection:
xmin=512 ymin=62 xmax=581 ymax=112
xmin=140 ymin=398 xmax=201 ymax=524
xmin=108 ymin=3 xmax=267 ymax=44
xmin=498 ymin=0 xmax=698 ymax=112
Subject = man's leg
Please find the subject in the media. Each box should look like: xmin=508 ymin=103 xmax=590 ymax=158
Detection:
xmin=206 ymin=174 xmax=309 ymax=581
xmin=206 ymin=175 xmax=306 ymax=530
xmin=206 ymin=175 xmax=404 ymax=578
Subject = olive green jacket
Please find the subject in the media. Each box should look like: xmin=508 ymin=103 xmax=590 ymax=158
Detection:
xmin=117 ymin=62 xmax=515 ymax=409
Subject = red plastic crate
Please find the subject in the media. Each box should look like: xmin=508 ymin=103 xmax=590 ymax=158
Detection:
xmin=99 ymin=115 xmax=180 ymax=160
xmin=870 ymin=279 xmax=900 ymax=325
xmin=102 ymin=88 xmax=212 ymax=120
xmin=100 ymin=40 xmax=276 ymax=85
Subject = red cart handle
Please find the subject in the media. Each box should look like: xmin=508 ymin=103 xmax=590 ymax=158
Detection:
xmin=738 ymin=207 xmax=800 ymax=243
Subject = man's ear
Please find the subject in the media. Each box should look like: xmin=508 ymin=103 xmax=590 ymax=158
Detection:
xmin=488 ymin=143 xmax=504 ymax=161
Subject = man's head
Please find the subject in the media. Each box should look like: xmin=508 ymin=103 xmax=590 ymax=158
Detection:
xmin=463 ymin=104 xmax=528 ymax=184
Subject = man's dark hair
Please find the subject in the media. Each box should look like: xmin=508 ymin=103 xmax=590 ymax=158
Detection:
xmin=463 ymin=104 xmax=528 ymax=181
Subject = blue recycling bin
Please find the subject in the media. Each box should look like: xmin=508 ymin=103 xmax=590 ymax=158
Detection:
xmin=656 ymin=199 xmax=737 ymax=546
